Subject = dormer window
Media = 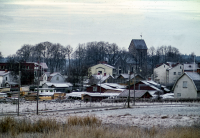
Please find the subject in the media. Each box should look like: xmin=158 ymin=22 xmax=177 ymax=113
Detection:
xmin=180 ymin=66 xmax=181 ymax=69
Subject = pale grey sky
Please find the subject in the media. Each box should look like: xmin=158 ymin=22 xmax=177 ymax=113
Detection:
xmin=0 ymin=0 xmax=200 ymax=57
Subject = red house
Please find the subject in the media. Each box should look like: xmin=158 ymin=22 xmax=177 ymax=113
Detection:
xmin=86 ymin=84 xmax=114 ymax=93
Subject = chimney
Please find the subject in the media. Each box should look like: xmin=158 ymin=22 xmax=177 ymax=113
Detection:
xmin=104 ymin=73 xmax=106 ymax=76
xmin=5 ymin=69 xmax=8 ymax=72
xmin=148 ymin=77 xmax=151 ymax=81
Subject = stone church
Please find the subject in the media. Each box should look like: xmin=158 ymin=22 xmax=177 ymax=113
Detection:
xmin=128 ymin=39 xmax=148 ymax=73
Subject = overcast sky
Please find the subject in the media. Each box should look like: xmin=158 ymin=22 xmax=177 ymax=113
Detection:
xmin=0 ymin=0 xmax=200 ymax=57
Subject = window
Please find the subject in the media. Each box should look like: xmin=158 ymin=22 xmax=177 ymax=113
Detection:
xmin=57 ymin=77 xmax=59 ymax=80
xmin=183 ymin=81 xmax=187 ymax=88
xmin=98 ymin=71 xmax=102 ymax=74
xmin=178 ymin=72 xmax=181 ymax=75
xmin=180 ymin=66 xmax=182 ymax=69
xmin=119 ymin=66 xmax=121 ymax=74
xmin=177 ymin=93 xmax=181 ymax=98
xmin=6 ymin=77 xmax=7 ymax=81
xmin=164 ymin=65 xmax=165 ymax=68
xmin=174 ymin=72 xmax=176 ymax=75
xmin=93 ymin=87 xmax=97 ymax=91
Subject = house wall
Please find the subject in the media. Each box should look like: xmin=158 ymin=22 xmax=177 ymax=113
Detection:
xmin=89 ymin=64 xmax=113 ymax=76
xmin=130 ymin=82 xmax=156 ymax=90
xmin=168 ymin=64 xmax=183 ymax=86
xmin=0 ymin=73 xmax=11 ymax=87
xmin=154 ymin=64 xmax=169 ymax=85
xmin=86 ymin=85 xmax=106 ymax=93
xmin=174 ymin=75 xmax=197 ymax=98
xmin=40 ymin=74 xmax=48 ymax=86
xmin=50 ymin=74 xmax=65 ymax=83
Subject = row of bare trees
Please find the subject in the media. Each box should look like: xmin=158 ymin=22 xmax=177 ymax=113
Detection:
xmin=1 ymin=41 xmax=199 ymax=86
xmin=6 ymin=42 xmax=73 ymax=73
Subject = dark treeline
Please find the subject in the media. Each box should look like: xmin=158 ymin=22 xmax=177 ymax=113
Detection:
xmin=0 ymin=41 xmax=199 ymax=85
xmin=5 ymin=42 xmax=73 ymax=73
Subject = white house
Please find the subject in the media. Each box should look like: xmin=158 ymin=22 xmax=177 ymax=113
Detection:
xmin=39 ymin=72 xmax=50 ymax=86
xmin=166 ymin=63 xmax=184 ymax=86
xmin=153 ymin=63 xmax=183 ymax=86
xmin=173 ymin=71 xmax=200 ymax=98
xmin=0 ymin=71 xmax=12 ymax=87
xmin=88 ymin=62 xmax=115 ymax=76
xmin=184 ymin=63 xmax=200 ymax=72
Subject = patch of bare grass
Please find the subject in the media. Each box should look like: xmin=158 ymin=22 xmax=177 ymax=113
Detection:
xmin=0 ymin=116 xmax=60 ymax=136
xmin=0 ymin=116 xmax=200 ymax=138
xmin=67 ymin=115 xmax=102 ymax=126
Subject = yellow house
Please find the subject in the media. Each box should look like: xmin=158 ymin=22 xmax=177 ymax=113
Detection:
xmin=89 ymin=63 xmax=115 ymax=76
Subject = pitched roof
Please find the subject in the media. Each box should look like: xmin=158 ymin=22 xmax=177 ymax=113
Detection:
xmin=39 ymin=63 xmax=48 ymax=69
xmin=0 ymin=71 xmax=10 ymax=76
xmin=92 ymin=75 xmax=113 ymax=83
xmin=103 ymin=83 xmax=126 ymax=89
xmin=130 ymin=39 xmax=147 ymax=50
xmin=172 ymin=72 xmax=200 ymax=91
xmin=102 ymin=64 xmax=115 ymax=69
xmin=43 ymin=82 xmax=72 ymax=87
xmin=119 ymin=90 xmax=152 ymax=98
xmin=118 ymin=73 xmax=139 ymax=80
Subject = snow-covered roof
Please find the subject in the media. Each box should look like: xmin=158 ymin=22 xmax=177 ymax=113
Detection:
xmin=39 ymin=63 xmax=48 ymax=69
xmin=141 ymin=81 xmax=161 ymax=91
xmin=186 ymin=72 xmax=200 ymax=80
xmin=103 ymin=83 xmax=126 ymax=89
xmin=43 ymin=82 xmax=72 ymax=87
xmin=92 ymin=75 xmax=113 ymax=83
xmin=119 ymin=73 xmax=138 ymax=79
xmin=119 ymin=90 xmax=151 ymax=98
xmin=0 ymin=71 xmax=10 ymax=76
xmin=39 ymin=92 xmax=54 ymax=96
xmin=96 ymin=84 xmax=114 ymax=90
xmin=172 ymin=72 xmax=200 ymax=91
xmin=66 ymin=92 xmax=119 ymax=98
xmin=102 ymin=64 xmax=115 ymax=69
xmin=104 ymin=89 xmax=125 ymax=93
xmin=50 ymin=72 xmax=61 ymax=77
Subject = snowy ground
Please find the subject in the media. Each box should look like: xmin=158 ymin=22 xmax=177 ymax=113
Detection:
xmin=1 ymin=101 xmax=200 ymax=128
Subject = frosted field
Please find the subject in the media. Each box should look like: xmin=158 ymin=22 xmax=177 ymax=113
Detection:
xmin=1 ymin=101 xmax=200 ymax=128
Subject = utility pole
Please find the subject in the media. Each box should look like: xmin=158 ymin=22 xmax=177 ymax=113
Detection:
xmin=133 ymin=72 xmax=136 ymax=106
xmin=36 ymin=65 xmax=39 ymax=115
xmin=127 ymin=69 xmax=131 ymax=108
xmin=18 ymin=62 xmax=20 ymax=116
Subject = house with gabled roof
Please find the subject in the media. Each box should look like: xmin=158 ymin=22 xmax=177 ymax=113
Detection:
xmin=153 ymin=62 xmax=183 ymax=87
xmin=88 ymin=61 xmax=115 ymax=77
xmin=173 ymin=70 xmax=200 ymax=98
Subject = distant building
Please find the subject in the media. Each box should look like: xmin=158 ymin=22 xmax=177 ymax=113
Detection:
xmin=183 ymin=62 xmax=200 ymax=72
xmin=88 ymin=61 xmax=115 ymax=76
xmin=0 ymin=62 xmax=47 ymax=85
xmin=153 ymin=62 xmax=183 ymax=86
xmin=128 ymin=39 xmax=148 ymax=71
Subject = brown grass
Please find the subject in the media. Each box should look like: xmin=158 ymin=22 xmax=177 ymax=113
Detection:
xmin=67 ymin=115 xmax=102 ymax=126
xmin=0 ymin=116 xmax=200 ymax=138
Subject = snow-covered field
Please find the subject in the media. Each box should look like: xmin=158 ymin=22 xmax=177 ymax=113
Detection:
xmin=1 ymin=101 xmax=200 ymax=128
